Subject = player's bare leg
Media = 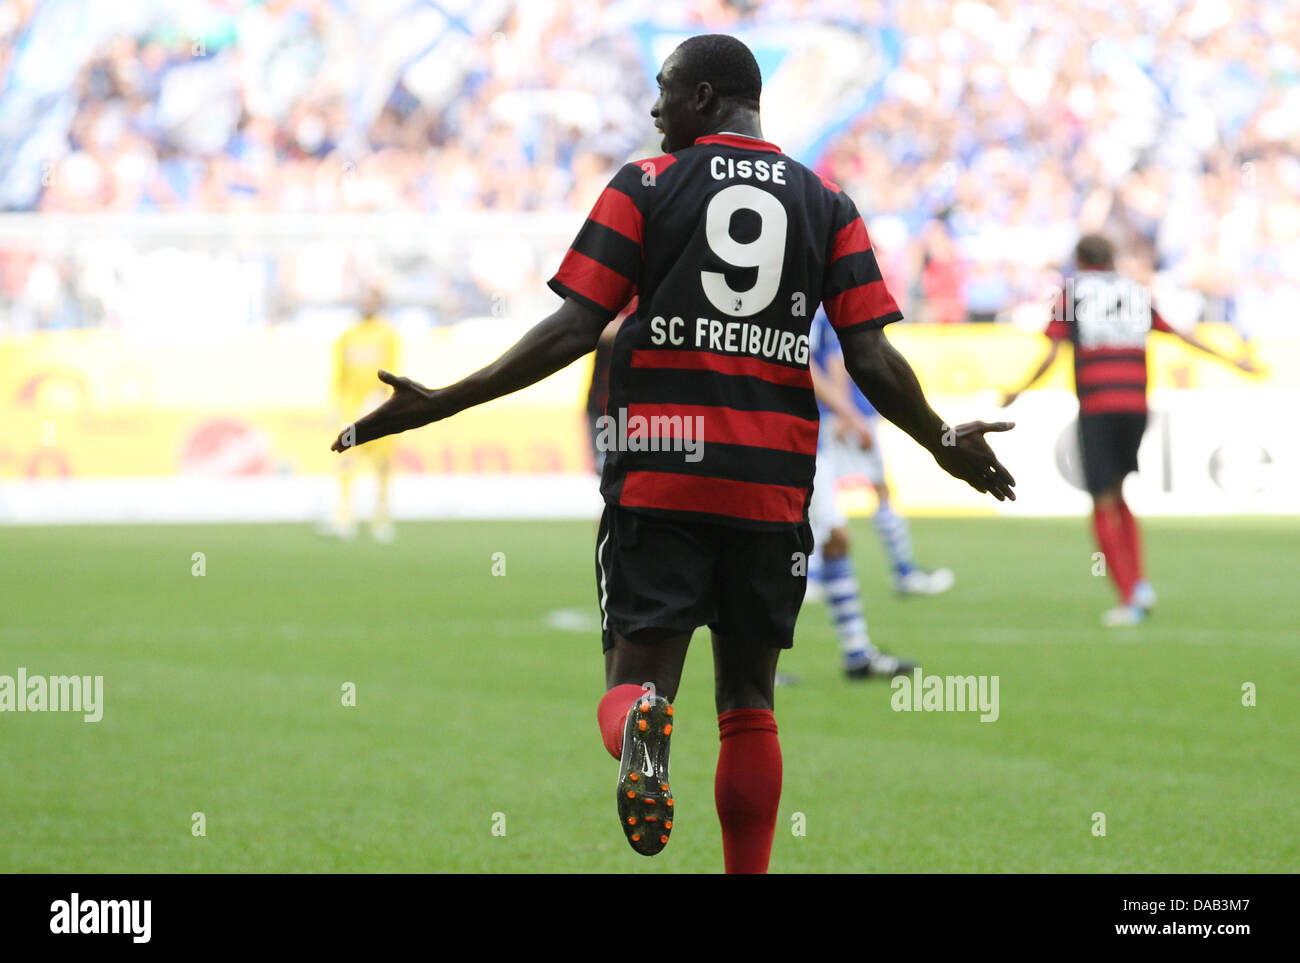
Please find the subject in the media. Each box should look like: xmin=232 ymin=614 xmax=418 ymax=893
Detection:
xmin=600 ymin=629 xmax=690 ymax=856
xmin=320 ymin=455 xmax=359 ymax=539
xmin=603 ymin=627 xmax=691 ymax=700
xmin=711 ymin=633 xmax=782 ymax=873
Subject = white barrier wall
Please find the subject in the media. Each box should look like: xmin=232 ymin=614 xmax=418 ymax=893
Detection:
xmin=4 ymin=388 xmax=1295 ymax=524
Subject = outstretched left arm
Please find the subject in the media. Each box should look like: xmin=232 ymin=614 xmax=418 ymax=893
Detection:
xmin=838 ymin=325 xmax=1016 ymax=501
xmin=1164 ymin=326 xmax=1260 ymax=375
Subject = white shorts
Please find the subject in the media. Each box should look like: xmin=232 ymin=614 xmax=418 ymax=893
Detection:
xmin=807 ymin=418 xmax=886 ymax=546
xmin=808 ymin=450 xmax=845 ymax=547
xmin=823 ymin=419 xmax=886 ymax=486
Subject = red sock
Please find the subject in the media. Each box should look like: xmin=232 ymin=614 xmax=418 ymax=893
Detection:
xmin=1116 ymin=498 xmax=1145 ymax=583
xmin=597 ymin=684 xmax=649 ymax=760
xmin=715 ymin=708 xmax=782 ymax=874
xmin=1092 ymin=503 xmax=1137 ymax=604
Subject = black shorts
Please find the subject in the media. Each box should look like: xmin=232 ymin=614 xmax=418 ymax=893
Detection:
xmin=1078 ymin=411 xmax=1147 ymax=495
xmin=594 ymin=505 xmax=813 ymax=652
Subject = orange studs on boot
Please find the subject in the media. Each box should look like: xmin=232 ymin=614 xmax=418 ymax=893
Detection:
xmin=665 ymin=705 xmax=674 ymax=716
xmin=663 ymin=724 xmax=672 ymax=735
xmin=629 ymin=772 xmax=639 ymax=782
xmin=638 ymin=719 xmax=648 ymax=732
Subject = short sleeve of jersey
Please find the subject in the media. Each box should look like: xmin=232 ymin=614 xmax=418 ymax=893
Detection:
xmin=820 ymin=189 xmax=903 ymax=334
xmin=1045 ymin=289 xmax=1069 ymax=340
xmin=548 ymin=163 xmax=648 ymax=321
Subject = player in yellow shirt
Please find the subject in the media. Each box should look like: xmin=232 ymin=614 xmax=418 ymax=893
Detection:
xmin=327 ymin=288 xmax=400 ymax=541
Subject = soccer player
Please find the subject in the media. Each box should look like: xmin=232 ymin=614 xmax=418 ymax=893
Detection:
xmin=808 ymin=306 xmax=955 ymax=597
xmin=332 ymin=35 xmax=1015 ymax=873
xmin=1001 ymin=234 xmax=1256 ymax=626
xmin=326 ymin=287 xmax=400 ymax=542
xmin=805 ymin=311 xmax=921 ymax=681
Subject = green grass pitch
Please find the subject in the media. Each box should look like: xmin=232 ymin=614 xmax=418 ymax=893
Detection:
xmin=1 ymin=515 xmax=1296 ymax=873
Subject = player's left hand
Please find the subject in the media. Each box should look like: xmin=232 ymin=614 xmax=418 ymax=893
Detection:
xmin=932 ymin=421 xmax=1017 ymax=501
xmin=330 ymin=370 xmax=441 ymax=451
xmin=834 ymin=414 xmax=875 ymax=450
xmin=1235 ymin=356 xmax=1264 ymax=376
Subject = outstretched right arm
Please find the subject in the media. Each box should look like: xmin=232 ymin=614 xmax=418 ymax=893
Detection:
xmin=839 ymin=326 xmax=1016 ymax=501
xmin=331 ymin=297 xmax=607 ymax=451
xmin=1162 ymin=324 xmax=1260 ymax=375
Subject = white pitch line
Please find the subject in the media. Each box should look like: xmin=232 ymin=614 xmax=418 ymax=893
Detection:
xmin=545 ymin=608 xmax=600 ymax=633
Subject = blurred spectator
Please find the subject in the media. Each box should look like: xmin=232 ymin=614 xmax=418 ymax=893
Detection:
xmin=920 ymin=220 xmax=965 ymax=324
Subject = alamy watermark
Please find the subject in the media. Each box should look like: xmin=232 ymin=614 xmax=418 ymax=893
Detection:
xmin=0 ymin=668 xmax=103 ymax=722
xmin=593 ymin=407 xmax=705 ymax=463
xmin=50 ymin=894 xmax=150 ymax=943
xmin=890 ymin=668 xmax=999 ymax=722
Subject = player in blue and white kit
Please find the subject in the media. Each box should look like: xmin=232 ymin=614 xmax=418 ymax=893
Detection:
xmin=805 ymin=308 xmax=952 ymax=677
xmin=803 ymin=379 xmax=910 ymax=677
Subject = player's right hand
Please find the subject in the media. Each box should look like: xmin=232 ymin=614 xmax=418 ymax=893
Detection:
xmin=330 ymin=370 xmax=440 ymax=451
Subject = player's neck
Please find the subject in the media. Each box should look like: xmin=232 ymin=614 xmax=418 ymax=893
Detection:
xmin=706 ymin=109 xmax=762 ymax=142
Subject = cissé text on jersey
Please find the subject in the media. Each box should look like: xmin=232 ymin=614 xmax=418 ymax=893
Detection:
xmin=709 ymin=156 xmax=787 ymax=184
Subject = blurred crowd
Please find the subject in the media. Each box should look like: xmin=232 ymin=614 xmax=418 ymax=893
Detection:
xmin=817 ymin=0 xmax=1300 ymax=332
xmin=1 ymin=0 xmax=1297 ymax=333
xmin=3 ymin=0 xmax=648 ymax=215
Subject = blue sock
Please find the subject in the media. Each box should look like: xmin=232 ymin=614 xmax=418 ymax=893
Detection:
xmin=807 ymin=545 xmax=824 ymax=584
xmin=873 ymin=501 xmax=916 ymax=577
xmin=821 ymin=554 xmax=876 ymax=662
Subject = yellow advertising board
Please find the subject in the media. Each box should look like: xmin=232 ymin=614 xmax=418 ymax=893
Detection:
xmin=0 ymin=324 xmax=1289 ymax=482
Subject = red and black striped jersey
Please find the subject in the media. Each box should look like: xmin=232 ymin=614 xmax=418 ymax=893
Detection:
xmin=1045 ymin=269 xmax=1173 ymax=416
xmin=548 ymin=133 xmax=902 ymax=529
